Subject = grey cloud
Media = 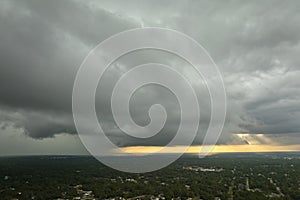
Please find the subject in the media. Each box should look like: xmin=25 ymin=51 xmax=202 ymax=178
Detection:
xmin=0 ymin=107 xmax=75 ymax=139
xmin=0 ymin=0 xmax=300 ymax=147
xmin=0 ymin=0 xmax=138 ymax=139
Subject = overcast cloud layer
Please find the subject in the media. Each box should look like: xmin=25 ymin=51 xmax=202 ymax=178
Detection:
xmin=0 ymin=0 xmax=300 ymax=152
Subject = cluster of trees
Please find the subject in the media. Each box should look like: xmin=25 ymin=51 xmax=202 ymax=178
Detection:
xmin=0 ymin=153 xmax=300 ymax=200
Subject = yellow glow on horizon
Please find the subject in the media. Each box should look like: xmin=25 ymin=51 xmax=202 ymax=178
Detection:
xmin=122 ymin=144 xmax=300 ymax=154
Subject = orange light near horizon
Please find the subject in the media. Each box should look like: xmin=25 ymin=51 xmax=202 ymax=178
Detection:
xmin=122 ymin=144 xmax=300 ymax=154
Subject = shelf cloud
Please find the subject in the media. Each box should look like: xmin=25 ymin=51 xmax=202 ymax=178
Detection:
xmin=0 ymin=0 xmax=300 ymax=151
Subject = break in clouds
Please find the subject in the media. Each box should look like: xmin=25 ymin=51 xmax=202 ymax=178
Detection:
xmin=0 ymin=0 xmax=300 ymax=147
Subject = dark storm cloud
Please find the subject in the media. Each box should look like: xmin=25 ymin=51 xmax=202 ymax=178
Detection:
xmin=0 ymin=0 xmax=136 ymax=112
xmin=0 ymin=0 xmax=300 ymax=145
xmin=0 ymin=0 xmax=137 ymax=138
xmin=0 ymin=106 xmax=76 ymax=139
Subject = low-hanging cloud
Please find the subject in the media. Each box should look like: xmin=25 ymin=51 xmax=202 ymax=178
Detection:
xmin=0 ymin=0 xmax=300 ymax=147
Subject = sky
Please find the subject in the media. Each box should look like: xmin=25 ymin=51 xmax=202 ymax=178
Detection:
xmin=0 ymin=0 xmax=300 ymax=155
